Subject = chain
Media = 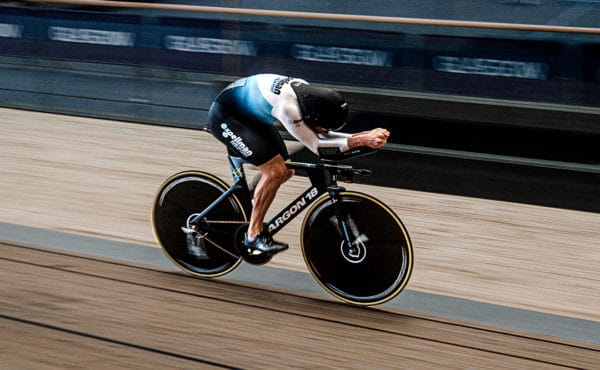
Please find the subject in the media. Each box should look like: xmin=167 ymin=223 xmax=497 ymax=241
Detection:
xmin=204 ymin=220 xmax=248 ymax=225
xmin=204 ymin=236 xmax=242 ymax=259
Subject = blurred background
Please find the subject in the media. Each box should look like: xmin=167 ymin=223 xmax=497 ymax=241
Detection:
xmin=2 ymin=2 xmax=600 ymax=365
xmin=1 ymin=0 xmax=599 ymax=209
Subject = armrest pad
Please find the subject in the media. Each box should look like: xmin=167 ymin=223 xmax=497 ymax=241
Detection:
xmin=318 ymin=146 xmax=377 ymax=161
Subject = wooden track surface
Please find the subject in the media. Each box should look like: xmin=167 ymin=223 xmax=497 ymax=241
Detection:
xmin=2 ymin=242 xmax=599 ymax=368
xmin=1 ymin=107 xmax=600 ymax=325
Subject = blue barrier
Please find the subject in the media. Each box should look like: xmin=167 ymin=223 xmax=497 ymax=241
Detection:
xmin=1 ymin=5 xmax=599 ymax=107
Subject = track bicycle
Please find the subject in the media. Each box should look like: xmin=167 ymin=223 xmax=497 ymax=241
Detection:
xmin=151 ymin=148 xmax=413 ymax=306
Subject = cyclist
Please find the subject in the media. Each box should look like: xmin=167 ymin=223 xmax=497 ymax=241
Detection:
xmin=207 ymin=74 xmax=389 ymax=256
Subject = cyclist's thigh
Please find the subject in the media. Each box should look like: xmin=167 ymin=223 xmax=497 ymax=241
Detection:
xmin=208 ymin=105 xmax=288 ymax=166
xmin=259 ymin=122 xmax=289 ymax=162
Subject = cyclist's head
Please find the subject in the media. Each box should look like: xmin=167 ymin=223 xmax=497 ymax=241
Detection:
xmin=291 ymin=82 xmax=348 ymax=132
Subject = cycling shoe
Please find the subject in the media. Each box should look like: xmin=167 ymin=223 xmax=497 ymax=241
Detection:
xmin=244 ymin=233 xmax=288 ymax=256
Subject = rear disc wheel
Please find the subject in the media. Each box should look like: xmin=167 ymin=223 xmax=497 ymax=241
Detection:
xmin=152 ymin=171 xmax=246 ymax=277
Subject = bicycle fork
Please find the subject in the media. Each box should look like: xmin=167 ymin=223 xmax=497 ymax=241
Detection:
xmin=328 ymin=186 xmax=369 ymax=264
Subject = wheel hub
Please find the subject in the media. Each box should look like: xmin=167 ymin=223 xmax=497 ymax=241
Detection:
xmin=340 ymin=239 xmax=366 ymax=263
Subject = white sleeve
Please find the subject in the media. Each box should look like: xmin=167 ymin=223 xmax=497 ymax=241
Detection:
xmin=272 ymin=101 xmax=349 ymax=154
xmin=316 ymin=133 xmax=350 ymax=152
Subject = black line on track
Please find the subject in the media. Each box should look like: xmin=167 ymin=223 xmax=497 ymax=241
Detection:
xmin=2 ymin=242 xmax=598 ymax=367
xmin=0 ymin=313 xmax=241 ymax=370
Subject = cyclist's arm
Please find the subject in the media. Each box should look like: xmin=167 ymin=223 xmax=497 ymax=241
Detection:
xmin=321 ymin=130 xmax=391 ymax=151
xmin=319 ymin=129 xmax=389 ymax=159
xmin=273 ymin=102 xmax=350 ymax=155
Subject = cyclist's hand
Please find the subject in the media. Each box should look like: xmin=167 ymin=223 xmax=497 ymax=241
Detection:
xmin=348 ymin=128 xmax=389 ymax=150
xmin=371 ymin=128 xmax=390 ymax=138
xmin=362 ymin=128 xmax=389 ymax=149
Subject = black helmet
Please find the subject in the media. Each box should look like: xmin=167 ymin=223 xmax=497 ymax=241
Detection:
xmin=291 ymin=82 xmax=348 ymax=131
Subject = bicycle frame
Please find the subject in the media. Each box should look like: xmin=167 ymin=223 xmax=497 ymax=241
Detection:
xmin=189 ymin=156 xmax=368 ymax=247
xmin=153 ymin=149 xmax=413 ymax=305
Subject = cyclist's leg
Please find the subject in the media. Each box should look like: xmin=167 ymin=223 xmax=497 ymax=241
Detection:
xmin=208 ymin=103 xmax=283 ymax=163
xmin=247 ymin=123 xmax=294 ymax=238
xmin=247 ymin=126 xmax=296 ymax=197
xmin=208 ymin=105 xmax=292 ymax=254
xmin=249 ymin=154 xmax=290 ymax=236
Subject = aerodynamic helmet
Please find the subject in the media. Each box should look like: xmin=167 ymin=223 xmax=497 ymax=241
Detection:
xmin=291 ymin=82 xmax=348 ymax=131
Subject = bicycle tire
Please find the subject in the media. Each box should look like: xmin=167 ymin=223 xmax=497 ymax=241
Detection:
xmin=152 ymin=171 xmax=246 ymax=277
xmin=301 ymin=191 xmax=413 ymax=306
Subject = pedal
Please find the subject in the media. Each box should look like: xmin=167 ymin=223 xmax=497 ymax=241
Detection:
xmin=181 ymin=227 xmax=209 ymax=260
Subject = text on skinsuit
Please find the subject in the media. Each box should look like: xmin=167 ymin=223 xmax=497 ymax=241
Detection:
xmin=270 ymin=77 xmax=293 ymax=95
xmin=221 ymin=123 xmax=253 ymax=158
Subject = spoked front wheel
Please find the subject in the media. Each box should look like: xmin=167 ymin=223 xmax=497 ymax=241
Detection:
xmin=301 ymin=191 xmax=413 ymax=306
xmin=152 ymin=171 xmax=247 ymax=277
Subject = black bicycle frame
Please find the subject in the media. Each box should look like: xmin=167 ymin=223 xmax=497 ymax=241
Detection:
xmin=265 ymin=182 xmax=321 ymax=235
xmin=189 ymin=156 xmax=356 ymax=246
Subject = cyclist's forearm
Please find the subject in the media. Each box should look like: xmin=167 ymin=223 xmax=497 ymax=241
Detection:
xmin=316 ymin=132 xmax=367 ymax=152
xmin=347 ymin=134 xmax=369 ymax=149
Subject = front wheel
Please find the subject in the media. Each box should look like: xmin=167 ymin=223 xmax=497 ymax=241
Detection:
xmin=301 ymin=191 xmax=413 ymax=306
xmin=152 ymin=171 xmax=247 ymax=277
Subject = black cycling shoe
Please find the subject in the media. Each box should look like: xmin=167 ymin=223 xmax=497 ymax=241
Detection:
xmin=244 ymin=233 xmax=289 ymax=256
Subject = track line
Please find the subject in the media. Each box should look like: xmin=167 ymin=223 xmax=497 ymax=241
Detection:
xmin=0 ymin=313 xmax=241 ymax=370
xmin=2 ymin=242 xmax=597 ymax=368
